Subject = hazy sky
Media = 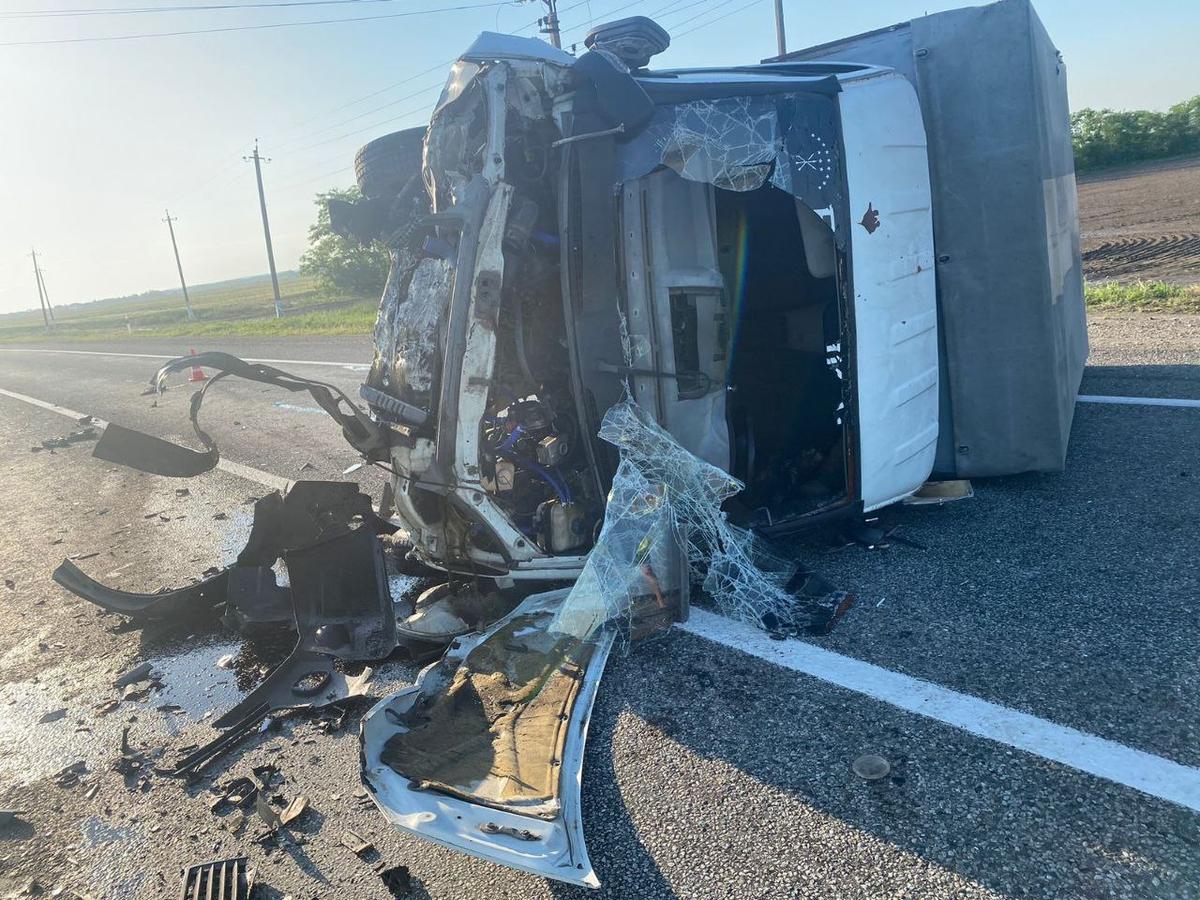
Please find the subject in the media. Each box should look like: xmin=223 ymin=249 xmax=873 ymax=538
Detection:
xmin=0 ymin=0 xmax=1195 ymax=313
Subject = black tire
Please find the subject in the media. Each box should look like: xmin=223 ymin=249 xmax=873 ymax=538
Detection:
xmin=354 ymin=126 xmax=426 ymax=200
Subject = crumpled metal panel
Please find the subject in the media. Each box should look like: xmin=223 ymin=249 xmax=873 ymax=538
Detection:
xmin=376 ymin=257 xmax=453 ymax=402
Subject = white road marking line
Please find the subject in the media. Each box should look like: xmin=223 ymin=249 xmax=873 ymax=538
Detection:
xmin=0 ymin=386 xmax=292 ymax=493
xmin=0 ymin=347 xmax=369 ymax=371
xmin=1079 ymin=394 xmax=1200 ymax=409
xmin=5 ymin=383 xmax=1198 ymax=813
xmin=681 ymin=609 xmax=1200 ymax=813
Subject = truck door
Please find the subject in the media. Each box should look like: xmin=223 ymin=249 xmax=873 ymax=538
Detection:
xmin=839 ymin=71 xmax=939 ymax=510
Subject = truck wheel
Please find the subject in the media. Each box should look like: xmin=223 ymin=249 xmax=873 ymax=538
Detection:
xmin=354 ymin=126 xmax=426 ymax=200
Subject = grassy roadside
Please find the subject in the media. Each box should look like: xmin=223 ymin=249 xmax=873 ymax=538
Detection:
xmin=1085 ymin=280 xmax=1200 ymax=313
xmin=0 ymin=273 xmax=379 ymax=342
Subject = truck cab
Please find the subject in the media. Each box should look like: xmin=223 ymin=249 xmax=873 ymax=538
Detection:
xmin=358 ymin=22 xmax=938 ymax=582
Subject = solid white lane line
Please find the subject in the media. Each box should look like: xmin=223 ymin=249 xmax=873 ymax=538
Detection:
xmin=0 ymin=387 xmax=106 ymax=427
xmin=0 ymin=386 xmax=292 ymax=493
xmin=1079 ymin=394 xmax=1200 ymax=409
xmin=7 ymin=383 xmax=1198 ymax=813
xmin=681 ymin=609 xmax=1200 ymax=813
xmin=0 ymin=347 xmax=368 ymax=371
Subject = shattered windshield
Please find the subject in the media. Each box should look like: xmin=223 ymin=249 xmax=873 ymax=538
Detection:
xmin=617 ymin=91 xmax=843 ymax=215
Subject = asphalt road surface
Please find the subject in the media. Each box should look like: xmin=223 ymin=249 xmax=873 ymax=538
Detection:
xmin=0 ymin=316 xmax=1196 ymax=899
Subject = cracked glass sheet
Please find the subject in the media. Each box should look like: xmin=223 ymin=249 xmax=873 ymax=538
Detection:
xmin=550 ymin=397 xmax=801 ymax=641
xmin=617 ymin=92 xmax=841 ymax=211
xmin=373 ymin=256 xmax=452 ymax=400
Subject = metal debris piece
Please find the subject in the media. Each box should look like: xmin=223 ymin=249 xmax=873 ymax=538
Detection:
xmin=903 ymin=479 xmax=975 ymax=505
xmin=254 ymin=793 xmax=282 ymax=831
xmin=113 ymin=662 xmax=153 ymax=688
xmin=851 ymin=753 xmax=891 ymax=781
xmin=210 ymin=777 xmax=259 ymax=813
xmin=178 ymin=856 xmax=255 ymax=900
xmin=52 ymin=761 xmax=87 ymax=789
xmin=254 ymin=791 xmax=308 ymax=833
xmin=94 ymin=698 xmax=120 ymax=716
xmin=279 ymin=795 xmax=309 ymax=827
xmin=341 ymin=830 xmax=374 ymax=858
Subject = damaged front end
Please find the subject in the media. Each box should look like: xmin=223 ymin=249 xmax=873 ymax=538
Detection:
xmin=357 ymin=38 xmax=599 ymax=583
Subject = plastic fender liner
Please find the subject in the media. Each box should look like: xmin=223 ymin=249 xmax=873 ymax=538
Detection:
xmin=51 ymin=559 xmax=227 ymax=620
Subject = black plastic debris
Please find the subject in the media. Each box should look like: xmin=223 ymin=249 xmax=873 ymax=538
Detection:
xmin=210 ymin=652 xmax=375 ymax=730
xmin=51 ymin=561 xmax=228 ymax=621
xmin=93 ymin=422 xmax=216 ymax=477
xmin=31 ymin=425 xmax=98 ymax=453
xmin=52 ymin=761 xmax=87 ymax=789
xmin=179 ymin=856 xmax=255 ymax=900
xmin=52 ymin=480 xmax=383 ymax=628
xmin=379 ymin=865 xmax=413 ymax=897
xmin=223 ymin=567 xmax=293 ymax=632
xmin=289 ymin=529 xmax=396 ymax=661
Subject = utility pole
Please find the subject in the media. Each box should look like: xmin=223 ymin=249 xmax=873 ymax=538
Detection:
xmin=245 ymin=140 xmax=284 ymax=318
xmin=35 ymin=259 xmax=55 ymax=322
xmin=774 ymin=0 xmax=787 ymax=57
xmin=163 ymin=209 xmax=195 ymax=320
xmin=30 ymin=249 xmax=50 ymax=330
xmin=540 ymin=0 xmax=561 ymax=48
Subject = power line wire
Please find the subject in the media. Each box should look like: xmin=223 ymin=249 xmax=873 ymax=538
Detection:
xmin=662 ymin=0 xmax=745 ymax=34
xmin=0 ymin=1 xmax=516 ymax=46
xmin=674 ymin=0 xmax=767 ymax=38
xmin=0 ymin=0 xmax=399 ymax=19
xmin=269 ymin=79 xmax=445 ymax=152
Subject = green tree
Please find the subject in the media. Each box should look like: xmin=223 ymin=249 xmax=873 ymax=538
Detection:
xmin=1071 ymin=95 xmax=1200 ymax=172
xmin=299 ymin=187 xmax=390 ymax=296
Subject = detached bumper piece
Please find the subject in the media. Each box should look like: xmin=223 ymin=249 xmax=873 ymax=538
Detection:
xmin=93 ymin=351 xmax=388 ymax=480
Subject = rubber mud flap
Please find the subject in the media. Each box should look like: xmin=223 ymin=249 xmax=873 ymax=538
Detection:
xmin=92 ymin=422 xmax=217 ymax=477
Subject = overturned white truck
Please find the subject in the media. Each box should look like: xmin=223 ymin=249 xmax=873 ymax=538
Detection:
xmin=343 ymin=0 xmax=1087 ymax=887
xmin=346 ymin=0 xmax=1085 ymax=587
xmin=61 ymin=3 xmax=1083 ymax=887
